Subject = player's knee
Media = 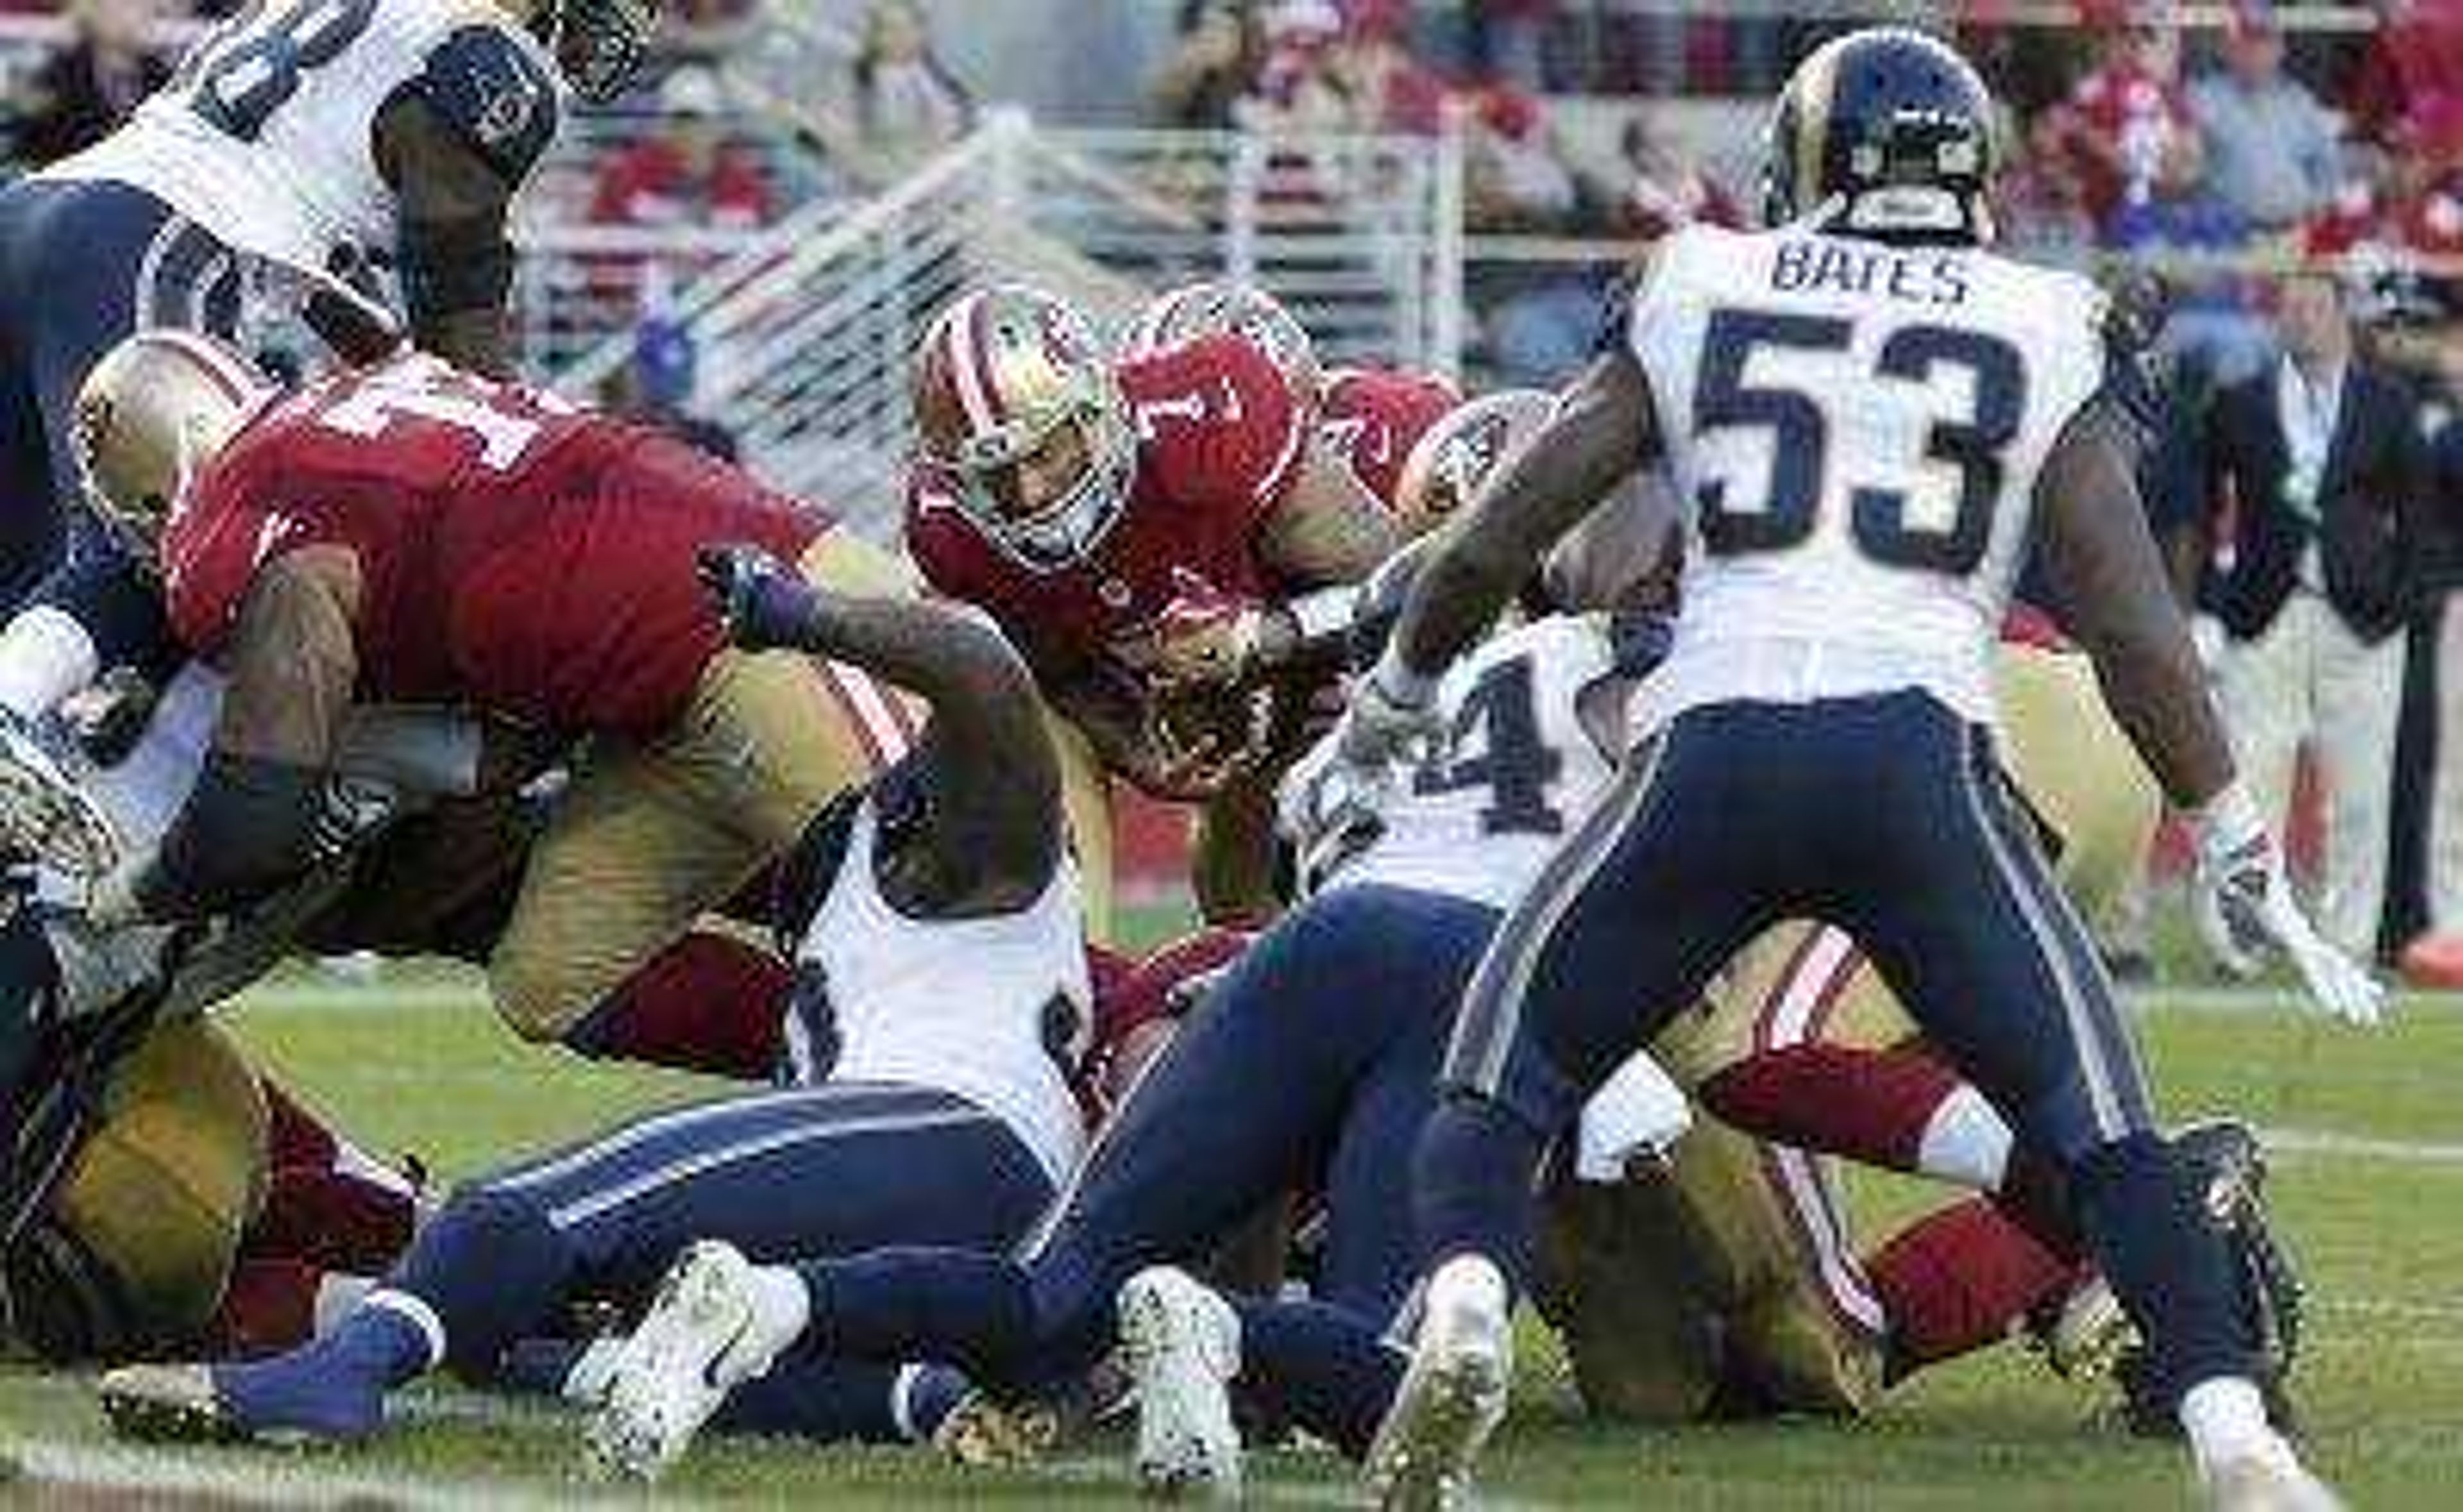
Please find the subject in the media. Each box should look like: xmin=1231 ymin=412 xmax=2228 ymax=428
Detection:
xmin=487 ymin=953 xmax=588 ymax=1047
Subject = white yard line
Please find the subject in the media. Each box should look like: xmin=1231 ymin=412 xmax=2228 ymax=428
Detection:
xmin=0 ymin=1439 xmax=585 ymax=1509
xmin=2264 ymin=1127 xmax=2463 ymax=1166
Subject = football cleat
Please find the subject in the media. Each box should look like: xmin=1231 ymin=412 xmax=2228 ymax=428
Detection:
xmin=2025 ymin=1270 xmax=2136 ymax=1382
xmin=1117 ymin=1266 xmax=1244 ymax=1501
xmin=99 ymin=1365 xmax=262 ymax=1446
xmin=2117 ymin=1121 xmax=2308 ymax=1439
xmin=931 ymin=1389 xmax=1060 ymax=1469
xmin=2200 ymin=1441 xmax=2346 ymax=1511
xmin=1364 ymin=1254 xmax=1512 ymax=1512
xmin=583 ymin=1241 xmax=797 ymax=1481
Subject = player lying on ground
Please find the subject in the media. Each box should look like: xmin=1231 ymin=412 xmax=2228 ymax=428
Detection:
xmin=1333 ymin=28 xmax=2376 ymax=1512
xmin=65 ymin=332 xmax=916 ymax=1075
xmin=0 ymin=653 xmax=488 ymax=1365
xmin=96 ymin=550 xmax=1094 ymax=1452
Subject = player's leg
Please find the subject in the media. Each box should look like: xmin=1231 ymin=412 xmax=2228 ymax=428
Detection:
xmin=1832 ymin=711 xmax=2287 ymax=1483
xmin=10 ymin=1020 xmax=269 ymax=1364
xmin=104 ymin=1083 xmax=1050 ymax=1447
xmin=766 ymin=887 xmax=1493 ymax=1397
xmin=1377 ymin=710 xmax=1784 ymax=1502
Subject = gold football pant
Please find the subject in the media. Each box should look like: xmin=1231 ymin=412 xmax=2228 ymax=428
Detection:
xmin=487 ymin=533 xmax=922 ymax=1040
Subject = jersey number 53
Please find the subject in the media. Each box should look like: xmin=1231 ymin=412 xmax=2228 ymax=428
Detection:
xmin=1691 ymin=308 xmax=2028 ymax=576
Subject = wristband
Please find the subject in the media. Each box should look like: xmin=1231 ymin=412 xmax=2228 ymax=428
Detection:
xmin=1284 ymin=586 xmax=1360 ymax=653
xmin=1369 ymin=643 xmax=1439 ymax=710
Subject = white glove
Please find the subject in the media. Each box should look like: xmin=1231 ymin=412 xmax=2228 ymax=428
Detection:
xmin=2190 ymin=783 xmax=2385 ymax=1027
xmin=1335 ymin=648 xmax=1443 ymax=772
xmin=1275 ymin=736 xmax=1391 ymax=897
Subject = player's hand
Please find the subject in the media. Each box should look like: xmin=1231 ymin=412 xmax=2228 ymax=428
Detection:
xmin=2192 ymin=788 xmax=2385 ymax=1028
xmin=1276 ymin=736 xmax=1388 ymax=896
xmin=0 ymin=709 xmax=121 ymax=883
xmin=697 ymin=543 xmax=819 ymax=652
xmin=1111 ymin=573 xmax=1269 ymax=693
xmin=1333 ymin=655 xmax=1441 ymax=773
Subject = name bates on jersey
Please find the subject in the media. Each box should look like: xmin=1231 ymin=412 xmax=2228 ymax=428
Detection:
xmin=1625 ymin=223 xmax=2111 ymax=730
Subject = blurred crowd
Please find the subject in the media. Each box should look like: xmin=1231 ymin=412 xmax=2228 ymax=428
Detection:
xmin=6 ymin=0 xmax=2463 ymax=978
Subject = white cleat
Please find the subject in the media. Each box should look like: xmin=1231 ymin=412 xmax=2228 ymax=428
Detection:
xmin=2201 ymin=1442 xmax=2346 ymax=1512
xmin=1117 ymin=1266 xmax=1244 ymax=1501
xmin=583 ymin=1241 xmax=795 ymax=1482
xmin=1364 ymin=1254 xmax=1512 ymax=1512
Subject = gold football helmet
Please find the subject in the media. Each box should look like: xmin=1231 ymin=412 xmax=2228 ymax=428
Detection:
xmin=1389 ymin=387 xmax=1553 ymax=540
xmin=71 ymin=331 xmax=271 ymax=567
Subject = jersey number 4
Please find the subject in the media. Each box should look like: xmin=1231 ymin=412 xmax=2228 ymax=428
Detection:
xmin=173 ymin=0 xmax=377 ymax=142
xmin=1693 ymin=308 xmax=2027 ymax=575
xmin=1414 ymin=655 xmax=1564 ymax=836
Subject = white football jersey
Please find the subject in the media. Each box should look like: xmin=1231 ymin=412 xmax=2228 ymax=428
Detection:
xmin=43 ymin=0 xmax=559 ymax=277
xmin=787 ymin=794 xmax=1092 ymax=1187
xmin=1288 ymin=614 xmax=1625 ymax=913
xmin=1625 ymin=223 xmax=2112 ymax=729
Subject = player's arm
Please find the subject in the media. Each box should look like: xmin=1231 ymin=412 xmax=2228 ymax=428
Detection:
xmin=2033 ymin=403 xmax=2232 ymax=807
xmin=372 ymin=27 xmax=560 ymax=378
xmin=1255 ymin=435 xmax=1400 ymax=588
xmin=1366 ymin=351 xmax=1656 ymax=725
xmin=698 ymin=546 xmax=1061 ymax=912
xmin=117 ymin=548 xmax=364 ymax=921
xmin=2036 ymin=401 xmax=2382 ymax=1023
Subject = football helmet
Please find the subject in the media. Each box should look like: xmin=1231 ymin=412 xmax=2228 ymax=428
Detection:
xmin=71 ymin=331 xmax=273 ymax=569
xmin=1390 ymin=387 xmax=1553 ymax=539
xmin=913 ymin=286 xmax=1137 ymax=573
xmin=1762 ymin=27 xmax=1999 ymax=244
xmin=531 ymin=0 xmax=660 ymax=103
xmin=1124 ymin=280 xmax=1322 ymax=402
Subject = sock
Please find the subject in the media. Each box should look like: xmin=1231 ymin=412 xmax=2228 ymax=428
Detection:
xmin=213 ymin=1291 xmax=440 ymax=1439
xmin=1698 ymin=1043 xmax=1961 ymax=1173
xmin=798 ymin=1248 xmax=1038 ymax=1391
xmin=246 ymin=1168 xmax=419 ymax=1275
xmin=389 ymin=1187 xmax=571 ymax=1381
xmin=2068 ymin=1133 xmax=2252 ymax=1416
xmin=1914 ymin=1084 xmax=2014 ymax=1189
xmin=1230 ymin=1297 xmax=1405 ymax=1461
xmin=1412 ymin=1096 xmax=1545 ymax=1289
xmin=2179 ymin=1376 xmax=2283 ymax=1475
xmin=210 ymin=1259 xmax=325 ymax=1359
xmin=1865 ymin=1197 xmax=2073 ymax=1381
xmin=559 ymin=932 xmax=791 ymax=1079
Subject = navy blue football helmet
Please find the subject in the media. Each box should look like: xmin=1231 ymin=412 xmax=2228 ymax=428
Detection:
xmin=1763 ymin=28 xmax=2000 ymax=245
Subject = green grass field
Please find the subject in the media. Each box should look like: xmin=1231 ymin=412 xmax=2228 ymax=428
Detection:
xmin=3 ymin=934 xmax=2459 ymax=1508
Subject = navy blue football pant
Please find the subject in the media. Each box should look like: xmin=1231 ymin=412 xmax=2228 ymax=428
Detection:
xmin=790 ymin=885 xmax=1491 ymax=1403
xmin=395 ymin=1080 xmax=1052 ymax=1441
xmin=1422 ymin=690 xmax=2256 ymax=1411
xmin=0 ymin=177 xmax=224 ymax=642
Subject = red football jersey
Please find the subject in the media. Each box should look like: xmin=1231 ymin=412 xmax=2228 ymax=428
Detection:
xmin=1319 ymin=365 xmax=1462 ymax=511
xmin=163 ymin=355 xmax=820 ymax=735
xmin=905 ymin=332 xmax=1308 ymax=678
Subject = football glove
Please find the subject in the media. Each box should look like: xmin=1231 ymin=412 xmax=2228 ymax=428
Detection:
xmin=1275 ymin=735 xmax=1389 ymax=897
xmin=1108 ymin=571 xmax=1268 ymax=693
xmin=697 ymin=543 xmax=819 ymax=652
xmin=1333 ymin=648 xmax=1442 ymax=773
xmin=0 ymin=709 xmax=121 ymax=884
xmin=2191 ymin=784 xmax=2384 ymax=1028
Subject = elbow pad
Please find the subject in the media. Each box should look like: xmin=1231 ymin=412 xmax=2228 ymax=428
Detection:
xmin=142 ymin=753 xmax=328 ymax=919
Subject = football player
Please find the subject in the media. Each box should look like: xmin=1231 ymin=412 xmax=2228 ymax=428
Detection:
xmin=99 ymin=553 xmax=1088 ymax=1457
xmin=1339 ymin=28 xmax=2374 ymax=1511
xmin=906 ymin=284 xmax=1399 ymax=925
xmin=65 ymin=331 xmax=914 ymax=1070
xmin=0 ymin=652 xmax=478 ymax=1366
xmin=0 ymin=0 xmax=648 ymax=629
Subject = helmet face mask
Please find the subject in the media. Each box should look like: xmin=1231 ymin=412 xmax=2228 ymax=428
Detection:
xmin=915 ymin=287 xmax=1137 ymax=573
xmin=1762 ymin=27 xmax=1999 ymax=246
xmin=536 ymin=0 xmax=658 ymax=103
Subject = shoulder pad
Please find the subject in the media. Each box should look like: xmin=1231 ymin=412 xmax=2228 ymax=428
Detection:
xmin=408 ymin=24 xmax=560 ymax=186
